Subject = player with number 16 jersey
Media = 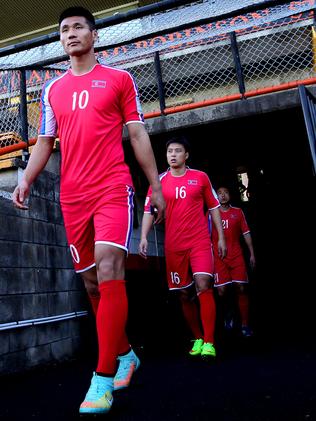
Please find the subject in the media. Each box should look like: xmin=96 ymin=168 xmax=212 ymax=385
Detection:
xmin=144 ymin=168 xmax=219 ymax=254
xmin=140 ymin=137 xmax=226 ymax=358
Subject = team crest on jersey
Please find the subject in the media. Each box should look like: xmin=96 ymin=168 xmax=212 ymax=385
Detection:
xmin=188 ymin=179 xmax=198 ymax=185
xmin=91 ymin=80 xmax=107 ymax=88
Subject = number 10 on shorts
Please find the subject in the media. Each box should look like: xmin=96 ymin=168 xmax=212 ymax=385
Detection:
xmin=170 ymin=272 xmax=181 ymax=284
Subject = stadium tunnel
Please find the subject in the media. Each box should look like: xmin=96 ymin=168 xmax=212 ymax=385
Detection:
xmin=123 ymin=103 xmax=316 ymax=351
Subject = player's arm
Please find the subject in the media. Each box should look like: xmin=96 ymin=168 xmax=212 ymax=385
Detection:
xmin=240 ymin=209 xmax=255 ymax=269
xmin=244 ymin=232 xmax=256 ymax=269
xmin=139 ymin=212 xmax=155 ymax=258
xmin=202 ymin=172 xmax=227 ymax=258
xmin=12 ymin=136 xmax=55 ymax=209
xmin=210 ymin=207 xmax=227 ymax=259
xmin=128 ymin=123 xmax=165 ymax=223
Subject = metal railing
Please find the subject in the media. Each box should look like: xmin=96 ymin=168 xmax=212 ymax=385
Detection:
xmin=0 ymin=0 xmax=315 ymax=156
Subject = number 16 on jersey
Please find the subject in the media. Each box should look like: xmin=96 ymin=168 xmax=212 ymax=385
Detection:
xmin=175 ymin=186 xmax=186 ymax=199
xmin=170 ymin=272 xmax=181 ymax=284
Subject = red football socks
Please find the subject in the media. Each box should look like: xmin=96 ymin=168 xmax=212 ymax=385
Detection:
xmin=237 ymin=291 xmax=249 ymax=327
xmin=88 ymin=290 xmax=129 ymax=354
xmin=96 ymin=280 xmax=128 ymax=375
xmin=198 ymin=289 xmax=216 ymax=344
xmin=181 ymin=298 xmax=203 ymax=339
xmin=87 ymin=293 xmax=100 ymax=316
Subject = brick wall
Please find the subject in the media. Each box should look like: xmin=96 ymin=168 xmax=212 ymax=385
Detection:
xmin=0 ymin=153 xmax=166 ymax=374
xmin=0 ymin=167 xmax=89 ymax=374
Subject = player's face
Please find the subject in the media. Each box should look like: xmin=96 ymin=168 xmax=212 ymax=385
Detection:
xmin=60 ymin=16 xmax=98 ymax=57
xmin=217 ymin=187 xmax=230 ymax=205
xmin=166 ymin=143 xmax=189 ymax=168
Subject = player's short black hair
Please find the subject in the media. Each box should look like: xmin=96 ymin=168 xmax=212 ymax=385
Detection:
xmin=166 ymin=136 xmax=191 ymax=153
xmin=217 ymin=186 xmax=230 ymax=192
xmin=59 ymin=6 xmax=96 ymax=30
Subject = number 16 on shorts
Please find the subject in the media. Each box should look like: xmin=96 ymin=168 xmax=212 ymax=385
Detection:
xmin=170 ymin=272 xmax=181 ymax=284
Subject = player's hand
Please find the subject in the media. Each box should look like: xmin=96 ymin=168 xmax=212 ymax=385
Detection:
xmin=138 ymin=238 xmax=148 ymax=259
xmin=150 ymin=189 xmax=165 ymax=224
xmin=12 ymin=180 xmax=30 ymax=210
xmin=217 ymin=238 xmax=227 ymax=259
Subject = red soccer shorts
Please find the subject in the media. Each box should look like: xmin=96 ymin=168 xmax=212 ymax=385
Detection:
xmin=213 ymin=254 xmax=248 ymax=287
xmin=61 ymin=185 xmax=134 ymax=273
xmin=165 ymin=243 xmax=214 ymax=290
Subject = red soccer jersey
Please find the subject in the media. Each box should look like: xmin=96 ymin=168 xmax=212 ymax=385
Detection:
xmin=38 ymin=64 xmax=144 ymax=202
xmin=212 ymin=206 xmax=250 ymax=259
xmin=144 ymin=168 xmax=219 ymax=251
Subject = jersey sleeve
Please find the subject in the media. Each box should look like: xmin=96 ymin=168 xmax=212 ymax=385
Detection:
xmin=38 ymin=81 xmax=58 ymax=138
xmin=144 ymin=186 xmax=153 ymax=213
xmin=240 ymin=209 xmax=250 ymax=235
xmin=120 ymin=72 xmax=144 ymax=125
xmin=202 ymin=172 xmax=220 ymax=210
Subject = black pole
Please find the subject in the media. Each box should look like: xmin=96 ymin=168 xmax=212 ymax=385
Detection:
xmin=154 ymin=51 xmax=166 ymax=113
xmin=298 ymin=85 xmax=316 ymax=176
xmin=19 ymin=69 xmax=29 ymax=160
xmin=230 ymin=31 xmax=246 ymax=98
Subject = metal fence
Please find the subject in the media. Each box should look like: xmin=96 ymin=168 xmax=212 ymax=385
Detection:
xmin=0 ymin=0 xmax=315 ymax=154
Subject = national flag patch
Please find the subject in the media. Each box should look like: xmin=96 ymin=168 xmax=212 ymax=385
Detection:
xmin=188 ymin=179 xmax=198 ymax=185
xmin=91 ymin=80 xmax=107 ymax=88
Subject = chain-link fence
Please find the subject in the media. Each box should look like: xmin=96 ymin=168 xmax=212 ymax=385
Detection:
xmin=0 ymin=0 xmax=315 ymax=153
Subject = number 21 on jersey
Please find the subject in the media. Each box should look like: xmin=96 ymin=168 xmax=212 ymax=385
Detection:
xmin=175 ymin=186 xmax=186 ymax=199
xmin=222 ymin=219 xmax=229 ymax=229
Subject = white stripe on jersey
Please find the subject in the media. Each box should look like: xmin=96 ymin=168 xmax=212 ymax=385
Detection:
xmin=39 ymin=73 xmax=67 ymax=137
xmin=159 ymin=171 xmax=168 ymax=181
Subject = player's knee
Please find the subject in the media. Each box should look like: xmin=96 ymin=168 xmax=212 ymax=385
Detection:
xmin=217 ymin=286 xmax=226 ymax=297
xmin=96 ymin=255 xmax=125 ymax=280
xmin=97 ymin=257 xmax=115 ymax=279
xmin=235 ymin=283 xmax=246 ymax=294
xmin=196 ymin=283 xmax=212 ymax=295
xmin=82 ymin=277 xmax=99 ymax=296
xmin=80 ymin=267 xmax=98 ymax=295
xmin=195 ymin=276 xmax=212 ymax=294
xmin=178 ymin=289 xmax=191 ymax=303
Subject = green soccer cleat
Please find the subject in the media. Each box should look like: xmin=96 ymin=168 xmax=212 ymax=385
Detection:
xmin=201 ymin=342 xmax=216 ymax=358
xmin=79 ymin=372 xmax=113 ymax=415
xmin=114 ymin=348 xmax=140 ymax=391
xmin=189 ymin=338 xmax=204 ymax=356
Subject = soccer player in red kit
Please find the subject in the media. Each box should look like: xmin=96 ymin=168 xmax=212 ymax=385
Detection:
xmin=139 ymin=137 xmax=226 ymax=358
xmin=212 ymin=186 xmax=255 ymax=337
xmin=12 ymin=6 xmax=165 ymax=415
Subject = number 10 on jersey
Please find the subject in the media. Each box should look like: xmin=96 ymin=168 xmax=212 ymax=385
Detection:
xmin=72 ymin=90 xmax=89 ymax=111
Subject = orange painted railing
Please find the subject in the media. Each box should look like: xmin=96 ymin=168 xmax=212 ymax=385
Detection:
xmin=1 ymin=77 xmax=316 ymax=157
xmin=145 ymin=77 xmax=316 ymax=117
xmin=0 ymin=137 xmax=37 ymax=156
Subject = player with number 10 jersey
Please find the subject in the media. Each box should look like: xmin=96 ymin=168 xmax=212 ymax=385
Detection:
xmin=39 ymin=64 xmax=144 ymax=272
xmin=39 ymin=63 xmax=144 ymax=201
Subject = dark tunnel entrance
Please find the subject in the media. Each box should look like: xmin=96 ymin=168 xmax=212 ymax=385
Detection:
xmin=125 ymin=105 xmax=316 ymax=350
